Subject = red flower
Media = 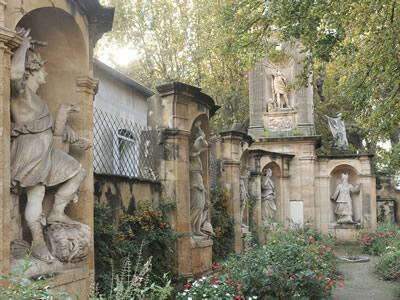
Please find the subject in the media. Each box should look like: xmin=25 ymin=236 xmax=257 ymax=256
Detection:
xmin=234 ymin=295 xmax=243 ymax=300
xmin=183 ymin=282 xmax=192 ymax=290
xmin=338 ymin=281 xmax=345 ymax=288
xmin=209 ymin=277 xmax=220 ymax=285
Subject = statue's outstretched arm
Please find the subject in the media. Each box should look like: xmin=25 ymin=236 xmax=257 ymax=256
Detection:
xmin=11 ymin=29 xmax=31 ymax=82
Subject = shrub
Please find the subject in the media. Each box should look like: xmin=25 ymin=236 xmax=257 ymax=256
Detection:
xmin=93 ymin=249 xmax=173 ymax=300
xmin=178 ymin=227 xmax=339 ymax=299
xmin=210 ymin=186 xmax=235 ymax=261
xmin=94 ymin=201 xmax=177 ymax=294
xmin=176 ymin=274 xmax=244 ymax=300
xmin=376 ymin=249 xmax=400 ymax=281
xmin=0 ymin=258 xmax=70 ymax=299
xmin=359 ymin=224 xmax=400 ymax=255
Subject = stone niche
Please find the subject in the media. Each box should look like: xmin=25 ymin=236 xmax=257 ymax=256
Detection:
xmin=0 ymin=1 xmax=113 ymax=298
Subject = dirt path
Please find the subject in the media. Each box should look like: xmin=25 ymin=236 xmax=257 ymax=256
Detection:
xmin=332 ymin=246 xmax=400 ymax=300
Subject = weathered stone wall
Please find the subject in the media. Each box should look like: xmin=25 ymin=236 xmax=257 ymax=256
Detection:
xmin=94 ymin=174 xmax=161 ymax=222
xmin=376 ymin=174 xmax=399 ymax=223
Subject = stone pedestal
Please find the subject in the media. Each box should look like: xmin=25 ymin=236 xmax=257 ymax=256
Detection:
xmin=149 ymin=82 xmax=218 ymax=276
xmin=264 ymin=109 xmax=297 ymax=132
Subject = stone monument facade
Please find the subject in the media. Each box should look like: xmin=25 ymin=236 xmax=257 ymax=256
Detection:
xmin=0 ymin=1 xmax=113 ymax=297
xmin=246 ymin=40 xmax=376 ymax=241
xmin=148 ymin=82 xmax=218 ymax=276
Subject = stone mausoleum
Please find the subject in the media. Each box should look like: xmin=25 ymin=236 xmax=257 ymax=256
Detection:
xmin=214 ymin=41 xmax=377 ymax=250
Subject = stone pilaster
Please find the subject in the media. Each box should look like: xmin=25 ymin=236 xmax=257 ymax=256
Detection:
xmin=219 ymin=130 xmax=252 ymax=253
xmin=0 ymin=27 xmax=19 ymax=274
xmin=74 ymin=76 xmax=98 ymax=273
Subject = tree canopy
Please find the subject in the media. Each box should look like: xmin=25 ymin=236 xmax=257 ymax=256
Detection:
xmin=98 ymin=0 xmax=400 ymax=172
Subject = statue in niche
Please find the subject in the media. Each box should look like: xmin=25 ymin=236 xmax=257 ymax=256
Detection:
xmin=261 ymin=168 xmax=277 ymax=224
xmin=240 ymin=175 xmax=250 ymax=231
xmin=10 ymin=29 xmax=90 ymax=263
xmin=325 ymin=113 xmax=349 ymax=150
xmin=190 ymin=120 xmax=213 ymax=237
xmin=265 ymin=62 xmax=291 ymax=111
xmin=331 ymin=173 xmax=360 ymax=224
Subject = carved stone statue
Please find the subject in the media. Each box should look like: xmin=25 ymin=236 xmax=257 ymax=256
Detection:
xmin=272 ymin=71 xmax=290 ymax=109
xmin=10 ymin=29 xmax=89 ymax=263
xmin=190 ymin=120 xmax=213 ymax=237
xmin=326 ymin=113 xmax=349 ymax=150
xmin=261 ymin=168 xmax=277 ymax=224
xmin=240 ymin=176 xmax=249 ymax=230
xmin=331 ymin=173 xmax=360 ymax=224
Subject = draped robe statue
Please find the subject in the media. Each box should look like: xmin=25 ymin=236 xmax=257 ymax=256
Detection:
xmin=261 ymin=168 xmax=277 ymax=224
xmin=190 ymin=121 xmax=213 ymax=237
xmin=331 ymin=173 xmax=360 ymax=224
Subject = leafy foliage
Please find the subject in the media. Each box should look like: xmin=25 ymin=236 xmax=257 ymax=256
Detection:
xmin=265 ymin=0 xmax=400 ymax=170
xmin=94 ymin=201 xmax=177 ymax=294
xmin=210 ymin=186 xmax=235 ymax=261
xmin=360 ymin=224 xmax=400 ymax=281
xmin=93 ymin=254 xmax=173 ymax=300
xmin=97 ymin=0 xmax=269 ymax=131
xmin=178 ymin=227 xmax=339 ymax=299
xmin=0 ymin=258 xmax=70 ymax=299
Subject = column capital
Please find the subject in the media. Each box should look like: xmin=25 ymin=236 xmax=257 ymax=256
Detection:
xmin=76 ymin=76 xmax=99 ymax=95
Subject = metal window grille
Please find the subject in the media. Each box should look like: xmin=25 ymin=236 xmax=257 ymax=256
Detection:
xmin=93 ymin=107 xmax=160 ymax=181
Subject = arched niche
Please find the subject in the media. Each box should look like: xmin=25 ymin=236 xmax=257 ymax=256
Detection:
xmin=330 ymin=164 xmax=360 ymax=223
xmin=261 ymin=162 xmax=282 ymax=222
xmin=14 ymin=7 xmax=90 ymax=240
xmin=16 ymin=7 xmax=89 ymax=119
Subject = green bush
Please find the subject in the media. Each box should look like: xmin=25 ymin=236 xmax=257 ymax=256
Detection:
xmin=94 ymin=201 xmax=177 ymax=294
xmin=360 ymin=224 xmax=400 ymax=255
xmin=210 ymin=186 xmax=235 ymax=261
xmin=178 ymin=227 xmax=339 ymax=299
xmin=376 ymin=249 xmax=400 ymax=281
xmin=0 ymin=258 xmax=70 ymax=300
xmin=93 ymin=252 xmax=173 ymax=300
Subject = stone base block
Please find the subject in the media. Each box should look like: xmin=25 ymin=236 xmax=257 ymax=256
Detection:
xmin=328 ymin=223 xmax=361 ymax=241
xmin=191 ymin=238 xmax=213 ymax=275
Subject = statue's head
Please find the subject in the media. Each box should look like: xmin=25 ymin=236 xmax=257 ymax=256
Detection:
xmin=341 ymin=173 xmax=349 ymax=183
xmin=25 ymin=50 xmax=47 ymax=85
xmin=265 ymin=168 xmax=272 ymax=177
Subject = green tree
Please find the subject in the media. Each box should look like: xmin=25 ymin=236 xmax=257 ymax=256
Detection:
xmin=97 ymin=0 xmax=268 ymax=131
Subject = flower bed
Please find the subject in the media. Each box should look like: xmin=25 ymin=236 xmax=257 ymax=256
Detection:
xmin=178 ymin=227 xmax=339 ymax=299
xmin=360 ymin=224 xmax=400 ymax=281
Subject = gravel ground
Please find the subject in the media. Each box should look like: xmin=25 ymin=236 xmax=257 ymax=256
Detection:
xmin=332 ymin=245 xmax=400 ymax=300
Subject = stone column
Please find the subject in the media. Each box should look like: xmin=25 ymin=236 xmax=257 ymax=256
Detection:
xmin=150 ymin=82 xmax=217 ymax=276
xmin=0 ymin=26 xmax=18 ymax=275
xmin=219 ymin=130 xmax=249 ymax=253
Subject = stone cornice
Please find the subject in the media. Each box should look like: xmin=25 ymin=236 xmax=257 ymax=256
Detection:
xmin=156 ymin=81 xmax=220 ymax=117
xmin=219 ymin=130 xmax=253 ymax=144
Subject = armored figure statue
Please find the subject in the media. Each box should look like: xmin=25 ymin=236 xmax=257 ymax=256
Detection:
xmin=10 ymin=29 xmax=88 ymax=263
xmin=190 ymin=120 xmax=213 ymax=237
xmin=261 ymin=168 xmax=277 ymax=224
xmin=331 ymin=173 xmax=360 ymax=224
xmin=272 ymin=70 xmax=291 ymax=109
